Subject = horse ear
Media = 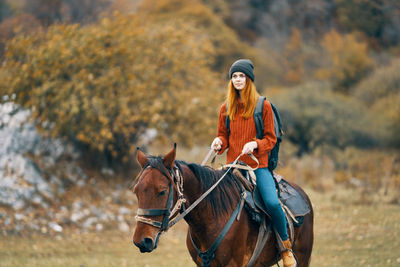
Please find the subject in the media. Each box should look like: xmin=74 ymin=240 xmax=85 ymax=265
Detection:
xmin=136 ymin=148 xmax=149 ymax=168
xmin=163 ymin=143 xmax=176 ymax=169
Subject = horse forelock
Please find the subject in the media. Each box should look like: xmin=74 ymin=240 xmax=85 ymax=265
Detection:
xmin=130 ymin=156 xmax=171 ymax=189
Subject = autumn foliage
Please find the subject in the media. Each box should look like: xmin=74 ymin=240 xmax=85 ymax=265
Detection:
xmin=315 ymin=31 xmax=374 ymax=93
xmin=0 ymin=13 xmax=223 ymax=164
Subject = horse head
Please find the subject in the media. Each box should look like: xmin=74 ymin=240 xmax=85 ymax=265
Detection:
xmin=132 ymin=145 xmax=179 ymax=253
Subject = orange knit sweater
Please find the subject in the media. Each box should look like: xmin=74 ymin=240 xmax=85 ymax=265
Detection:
xmin=217 ymin=99 xmax=276 ymax=168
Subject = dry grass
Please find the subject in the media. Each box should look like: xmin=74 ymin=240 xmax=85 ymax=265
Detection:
xmin=0 ymin=221 xmax=194 ymax=267
xmin=1 ymin=187 xmax=400 ymax=267
xmin=309 ymin=188 xmax=400 ymax=267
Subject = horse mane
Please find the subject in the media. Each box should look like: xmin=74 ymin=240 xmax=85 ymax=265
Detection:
xmin=178 ymin=161 xmax=240 ymax=217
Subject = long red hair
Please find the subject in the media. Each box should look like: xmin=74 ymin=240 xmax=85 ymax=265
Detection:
xmin=226 ymin=77 xmax=259 ymax=120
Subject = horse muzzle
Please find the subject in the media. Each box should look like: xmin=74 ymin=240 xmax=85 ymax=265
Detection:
xmin=133 ymin=237 xmax=155 ymax=253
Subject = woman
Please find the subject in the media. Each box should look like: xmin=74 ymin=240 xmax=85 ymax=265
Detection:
xmin=211 ymin=59 xmax=296 ymax=267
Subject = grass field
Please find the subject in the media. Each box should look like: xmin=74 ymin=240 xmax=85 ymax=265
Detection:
xmin=1 ymin=188 xmax=400 ymax=267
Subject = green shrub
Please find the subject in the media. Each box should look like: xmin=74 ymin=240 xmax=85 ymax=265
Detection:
xmin=352 ymin=57 xmax=400 ymax=105
xmin=353 ymin=58 xmax=400 ymax=147
xmin=269 ymin=83 xmax=381 ymax=156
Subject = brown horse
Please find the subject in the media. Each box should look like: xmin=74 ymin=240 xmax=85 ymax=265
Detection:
xmin=132 ymin=146 xmax=313 ymax=267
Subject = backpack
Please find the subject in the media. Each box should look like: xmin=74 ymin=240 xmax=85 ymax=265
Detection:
xmin=225 ymin=96 xmax=283 ymax=172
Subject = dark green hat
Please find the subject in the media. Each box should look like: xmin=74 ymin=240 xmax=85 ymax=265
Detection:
xmin=229 ymin=59 xmax=254 ymax=81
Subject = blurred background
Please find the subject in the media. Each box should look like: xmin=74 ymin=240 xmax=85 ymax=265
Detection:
xmin=0 ymin=0 xmax=399 ymax=266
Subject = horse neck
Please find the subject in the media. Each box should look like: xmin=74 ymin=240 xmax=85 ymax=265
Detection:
xmin=180 ymin=165 xmax=213 ymax=225
xmin=180 ymin=165 xmax=237 ymax=236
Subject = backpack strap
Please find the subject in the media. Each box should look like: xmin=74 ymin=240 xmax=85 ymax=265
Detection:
xmin=225 ymin=103 xmax=230 ymax=138
xmin=254 ymin=96 xmax=266 ymax=139
xmin=270 ymin=103 xmax=282 ymax=139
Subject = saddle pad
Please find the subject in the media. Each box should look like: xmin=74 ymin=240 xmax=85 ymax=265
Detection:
xmin=278 ymin=179 xmax=311 ymax=217
xmin=251 ymin=179 xmax=311 ymax=218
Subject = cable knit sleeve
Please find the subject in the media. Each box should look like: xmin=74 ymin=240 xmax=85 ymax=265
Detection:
xmin=217 ymin=103 xmax=229 ymax=154
xmin=254 ymin=101 xmax=276 ymax=157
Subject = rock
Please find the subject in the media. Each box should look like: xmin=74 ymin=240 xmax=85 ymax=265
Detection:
xmin=89 ymin=205 xmax=103 ymax=217
xmin=4 ymin=217 xmax=11 ymax=226
xmin=118 ymin=222 xmax=130 ymax=232
xmin=30 ymin=223 xmax=40 ymax=231
xmin=95 ymin=223 xmax=103 ymax=231
xmin=101 ymin=168 xmax=115 ymax=176
xmin=118 ymin=207 xmax=131 ymax=215
xmin=99 ymin=211 xmax=115 ymax=222
xmin=14 ymin=213 xmax=24 ymax=221
xmin=71 ymin=212 xmax=85 ymax=223
xmin=0 ymin=102 xmax=86 ymax=210
xmin=48 ymin=222 xmax=63 ymax=232
xmin=72 ymin=201 xmax=83 ymax=211
xmin=83 ymin=217 xmax=98 ymax=229
xmin=12 ymin=200 xmax=25 ymax=210
xmin=0 ymin=103 xmax=143 ymax=235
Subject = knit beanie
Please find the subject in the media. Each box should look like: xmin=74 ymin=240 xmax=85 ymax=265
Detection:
xmin=229 ymin=59 xmax=255 ymax=82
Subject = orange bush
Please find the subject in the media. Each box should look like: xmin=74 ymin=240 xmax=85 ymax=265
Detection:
xmin=0 ymin=13 xmax=223 ymax=165
xmin=315 ymin=30 xmax=374 ymax=93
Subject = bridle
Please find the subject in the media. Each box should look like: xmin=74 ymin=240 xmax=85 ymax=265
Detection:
xmin=135 ymin=164 xmax=186 ymax=245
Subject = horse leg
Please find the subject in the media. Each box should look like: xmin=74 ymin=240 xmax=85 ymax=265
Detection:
xmin=293 ymin=212 xmax=314 ymax=267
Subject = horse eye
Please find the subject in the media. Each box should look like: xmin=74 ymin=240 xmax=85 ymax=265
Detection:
xmin=158 ymin=190 xmax=167 ymax=196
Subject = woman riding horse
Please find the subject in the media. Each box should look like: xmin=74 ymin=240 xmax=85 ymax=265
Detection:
xmin=211 ymin=59 xmax=296 ymax=267
xmin=132 ymin=59 xmax=313 ymax=266
xmin=132 ymin=147 xmax=314 ymax=266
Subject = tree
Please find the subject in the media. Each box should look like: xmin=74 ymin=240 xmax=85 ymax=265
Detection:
xmin=335 ymin=0 xmax=386 ymax=40
xmin=282 ymin=28 xmax=305 ymax=85
xmin=314 ymin=30 xmax=374 ymax=93
xmin=335 ymin=0 xmax=400 ymax=47
xmin=353 ymin=58 xmax=400 ymax=148
xmin=137 ymin=0 xmax=256 ymax=72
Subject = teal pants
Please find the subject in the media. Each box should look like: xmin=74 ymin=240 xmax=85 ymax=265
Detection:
xmin=254 ymin=167 xmax=288 ymax=241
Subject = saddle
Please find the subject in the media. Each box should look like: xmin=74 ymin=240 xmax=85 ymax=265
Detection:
xmin=230 ymin=166 xmax=311 ymax=262
xmin=232 ymin=168 xmax=310 ymax=226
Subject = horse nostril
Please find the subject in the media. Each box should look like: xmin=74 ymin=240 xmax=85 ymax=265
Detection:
xmin=133 ymin=237 xmax=154 ymax=253
xmin=143 ymin=237 xmax=154 ymax=249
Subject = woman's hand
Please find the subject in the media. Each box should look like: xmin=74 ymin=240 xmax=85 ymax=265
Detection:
xmin=211 ymin=137 xmax=223 ymax=151
xmin=242 ymin=141 xmax=258 ymax=155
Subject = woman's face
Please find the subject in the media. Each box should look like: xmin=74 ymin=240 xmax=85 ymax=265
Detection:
xmin=231 ymin=72 xmax=246 ymax=90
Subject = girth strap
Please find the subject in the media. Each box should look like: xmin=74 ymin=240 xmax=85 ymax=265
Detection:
xmin=246 ymin=217 xmax=271 ymax=267
xmin=189 ymin=194 xmax=244 ymax=267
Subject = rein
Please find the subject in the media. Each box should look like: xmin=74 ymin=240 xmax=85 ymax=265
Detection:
xmin=168 ymin=152 xmax=258 ymax=228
